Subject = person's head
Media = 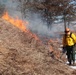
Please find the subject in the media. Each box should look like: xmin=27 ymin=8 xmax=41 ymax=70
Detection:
xmin=65 ymin=28 xmax=70 ymax=34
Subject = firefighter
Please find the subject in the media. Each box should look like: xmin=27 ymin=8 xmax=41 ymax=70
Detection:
xmin=63 ymin=28 xmax=76 ymax=65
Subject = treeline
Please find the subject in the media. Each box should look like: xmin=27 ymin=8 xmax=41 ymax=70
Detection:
xmin=17 ymin=0 xmax=76 ymax=27
xmin=1 ymin=0 xmax=76 ymax=28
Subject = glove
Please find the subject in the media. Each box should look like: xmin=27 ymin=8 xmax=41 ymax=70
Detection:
xmin=62 ymin=46 xmax=65 ymax=49
xmin=62 ymin=46 xmax=66 ymax=53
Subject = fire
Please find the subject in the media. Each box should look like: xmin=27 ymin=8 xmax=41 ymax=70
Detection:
xmin=2 ymin=12 xmax=28 ymax=32
xmin=30 ymin=32 xmax=40 ymax=41
xmin=50 ymin=46 xmax=53 ymax=52
xmin=2 ymin=12 xmax=41 ymax=42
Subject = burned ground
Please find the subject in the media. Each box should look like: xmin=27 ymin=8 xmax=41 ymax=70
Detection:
xmin=0 ymin=18 xmax=75 ymax=75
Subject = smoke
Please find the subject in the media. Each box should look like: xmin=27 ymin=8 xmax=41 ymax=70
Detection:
xmin=25 ymin=11 xmax=51 ymax=36
xmin=0 ymin=0 xmax=65 ymax=38
xmin=1 ymin=0 xmax=22 ymax=18
xmin=25 ymin=11 xmax=65 ymax=37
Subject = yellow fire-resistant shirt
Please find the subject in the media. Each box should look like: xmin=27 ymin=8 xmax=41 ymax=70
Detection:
xmin=63 ymin=33 xmax=76 ymax=47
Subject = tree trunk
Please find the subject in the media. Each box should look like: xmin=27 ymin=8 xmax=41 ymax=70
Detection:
xmin=64 ymin=14 xmax=66 ymax=32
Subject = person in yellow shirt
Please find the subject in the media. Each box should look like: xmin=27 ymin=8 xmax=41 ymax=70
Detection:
xmin=63 ymin=28 xmax=76 ymax=65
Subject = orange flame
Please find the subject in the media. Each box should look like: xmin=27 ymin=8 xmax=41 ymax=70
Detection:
xmin=30 ymin=32 xmax=40 ymax=41
xmin=49 ymin=46 xmax=54 ymax=52
xmin=2 ymin=12 xmax=41 ymax=42
xmin=2 ymin=12 xmax=28 ymax=32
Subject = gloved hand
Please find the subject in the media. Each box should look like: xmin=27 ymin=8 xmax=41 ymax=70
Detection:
xmin=74 ymin=43 xmax=76 ymax=46
xmin=62 ymin=46 xmax=65 ymax=49
xmin=62 ymin=46 xmax=66 ymax=53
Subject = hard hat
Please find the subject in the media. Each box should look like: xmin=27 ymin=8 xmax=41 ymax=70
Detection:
xmin=65 ymin=28 xmax=70 ymax=32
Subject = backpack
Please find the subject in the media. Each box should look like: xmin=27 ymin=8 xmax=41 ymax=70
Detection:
xmin=69 ymin=32 xmax=76 ymax=45
xmin=70 ymin=32 xmax=74 ymax=41
xmin=70 ymin=32 xmax=76 ymax=53
xmin=65 ymin=32 xmax=75 ymax=43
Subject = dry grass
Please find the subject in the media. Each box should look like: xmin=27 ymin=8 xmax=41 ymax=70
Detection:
xmin=0 ymin=18 xmax=75 ymax=75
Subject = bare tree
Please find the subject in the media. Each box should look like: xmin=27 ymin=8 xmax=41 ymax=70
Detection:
xmin=17 ymin=0 xmax=76 ymax=29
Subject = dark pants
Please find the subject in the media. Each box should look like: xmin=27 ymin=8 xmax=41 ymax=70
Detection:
xmin=66 ymin=45 xmax=75 ymax=64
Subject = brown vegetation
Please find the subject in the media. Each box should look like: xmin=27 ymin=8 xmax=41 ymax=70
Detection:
xmin=0 ymin=17 xmax=75 ymax=75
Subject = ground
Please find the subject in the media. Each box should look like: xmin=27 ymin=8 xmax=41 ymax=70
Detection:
xmin=0 ymin=18 xmax=75 ymax=75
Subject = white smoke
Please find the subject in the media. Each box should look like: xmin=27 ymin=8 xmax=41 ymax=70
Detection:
xmin=2 ymin=0 xmax=22 ymax=18
xmin=25 ymin=11 xmax=65 ymax=37
xmin=25 ymin=12 xmax=51 ymax=36
xmin=0 ymin=0 xmax=66 ymax=38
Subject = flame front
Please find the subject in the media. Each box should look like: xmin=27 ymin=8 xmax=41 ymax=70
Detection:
xmin=2 ymin=12 xmax=28 ymax=32
xmin=2 ymin=12 xmax=41 ymax=42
